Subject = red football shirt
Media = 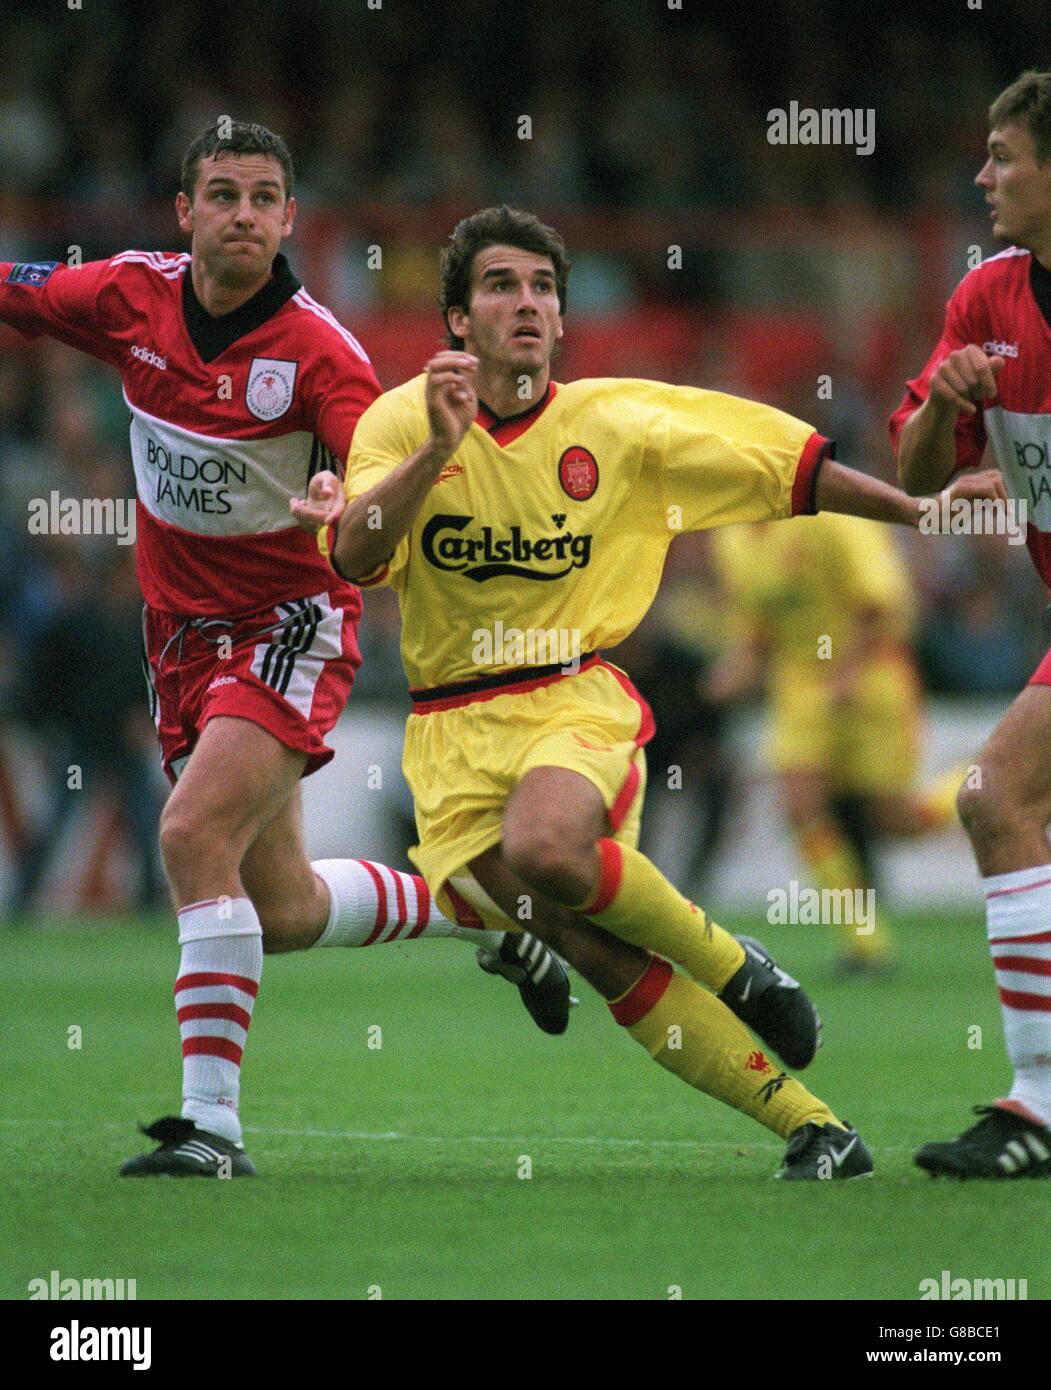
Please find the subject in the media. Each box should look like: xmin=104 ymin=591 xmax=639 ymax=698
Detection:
xmin=0 ymin=250 xmax=381 ymax=615
xmin=890 ymin=246 xmax=1051 ymax=587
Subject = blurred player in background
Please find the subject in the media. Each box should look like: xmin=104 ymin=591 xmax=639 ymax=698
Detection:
xmin=0 ymin=122 xmax=569 ymax=1180
xmin=894 ymin=70 xmax=1051 ymax=1178
xmin=6 ymin=545 xmax=163 ymax=915
xmin=706 ymin=514 xmax=963 ymax=974
xmin=626 ymin=539 xmax=738 ymax=897
xmin=296 ymin=205 xmax=1005 ymax=1178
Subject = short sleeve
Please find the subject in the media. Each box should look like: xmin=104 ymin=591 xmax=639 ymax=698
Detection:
xmin=652 ymin=385 xmax=832 ymax=531
xmin=302 ymin=334 xmax=382 ymax=465
xmin=888 ymin=276 xmax=988 ymax=475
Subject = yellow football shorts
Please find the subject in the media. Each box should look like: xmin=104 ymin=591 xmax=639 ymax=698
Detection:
xmin=403 ymin=658 xmax=652 ymax=930
xmin=765 ymin=651 xmax=922 ymax=794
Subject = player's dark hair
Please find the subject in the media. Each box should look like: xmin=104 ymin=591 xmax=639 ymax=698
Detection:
xmin=439 ymin=205 xmax=570 ymax=349
xmin=989 ymin=70 xmax=1051 ymax=164
xmin=180 ymin=119 xmax=295 ymax=200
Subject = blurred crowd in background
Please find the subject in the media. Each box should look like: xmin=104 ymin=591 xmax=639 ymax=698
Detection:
xmin=0 ymin=0 xmax=1047 ymax=910
xmin=1 ymin=0 xmax=1044 ymax=215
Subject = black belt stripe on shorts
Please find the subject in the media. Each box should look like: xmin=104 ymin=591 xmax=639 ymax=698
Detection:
xmin=409 ymin=651 xmax=599 ymax=705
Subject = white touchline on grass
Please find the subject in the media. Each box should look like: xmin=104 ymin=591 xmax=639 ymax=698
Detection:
xmin=0 ymin=1117 xmax=921 ymax=1155
xmin=244 ymin=1126 xmax=783 ymax=1150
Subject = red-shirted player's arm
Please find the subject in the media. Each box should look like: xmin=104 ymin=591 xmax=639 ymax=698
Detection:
xmin=0 ymin=257 xmax=125 ymax=365
xmin=304 ymin=335 xmax=383 ymax=464
xmin=890 ymin=278 xmax=995 ymax=496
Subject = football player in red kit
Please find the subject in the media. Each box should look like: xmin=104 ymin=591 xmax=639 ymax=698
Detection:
xmin=893 ymin=71 xmax=1051 ymax=1179
xmin=0 ymin=121 xmax=569 ymax=1177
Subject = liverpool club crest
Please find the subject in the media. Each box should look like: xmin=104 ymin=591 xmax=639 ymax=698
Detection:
xmin=558 ymin=446 xmax=599 ymax=501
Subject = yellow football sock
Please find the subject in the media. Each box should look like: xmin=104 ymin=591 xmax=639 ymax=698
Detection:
xmin=574 ymin=839 xmax=744 ymax=992
xmin=798 ymin=817 xmax=891 ymax=962
xmin=610 ymin=956 xmax=842 ymax=1139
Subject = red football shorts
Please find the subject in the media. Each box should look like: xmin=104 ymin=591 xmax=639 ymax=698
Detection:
xmin=142 ymin=588 xmax=362 ymax=783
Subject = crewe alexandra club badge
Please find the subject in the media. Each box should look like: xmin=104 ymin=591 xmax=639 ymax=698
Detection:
xmin=558 ymin=446 xmax=599 ymax=501
xmin=246 ymin=358 xmax=297 ymax=421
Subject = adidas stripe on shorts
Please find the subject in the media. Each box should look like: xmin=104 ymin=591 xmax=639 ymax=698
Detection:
xmin=142 ymin=589 xmax=361 ymax=781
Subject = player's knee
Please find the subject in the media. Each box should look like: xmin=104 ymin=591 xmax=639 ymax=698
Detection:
xmin=956 ymin=771 xmax=1021 ymax=845
xmin=158 ymin=806 xmax=206 ymax=878
xmin=502 ymin=824 xmax=586 ymax=898
xmin=160 ymin=801 xmax=248 ymax=886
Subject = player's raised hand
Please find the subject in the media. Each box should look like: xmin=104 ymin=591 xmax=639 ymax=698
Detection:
xmin=290 ymin=469 xmax=345 ymax=533
xmin=425 ymin=351 xmax=479 ymax=456
xmin=929 ymin=345 xmax=1005 ymax=416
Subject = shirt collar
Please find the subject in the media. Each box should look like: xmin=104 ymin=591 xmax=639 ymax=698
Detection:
xmin=476 ymin=380 xmax=556 ymax=433
xmin=181 ymin=251 xmax=301 ymax=363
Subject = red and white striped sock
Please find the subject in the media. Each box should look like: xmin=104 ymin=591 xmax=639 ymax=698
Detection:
xmin=312 ymin=859 xmax=501 ymax=948
xmin=984 ymin=865 xmax=1051 ymax=1129
xmin=175 ymin=897 xmax=263 ymax=1145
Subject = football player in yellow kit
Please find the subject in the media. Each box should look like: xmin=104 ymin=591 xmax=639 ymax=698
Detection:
xmin=708 ymin=515 xmax=964 ymax=974
xmin=293 ymin=206 xmax=1003 ymax=1179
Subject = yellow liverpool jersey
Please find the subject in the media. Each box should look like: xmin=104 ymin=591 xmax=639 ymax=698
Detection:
xmin=344 ymin=376 xmax=829 ymax=690
xmin=710 ymin=513 xmax=916 ymax=686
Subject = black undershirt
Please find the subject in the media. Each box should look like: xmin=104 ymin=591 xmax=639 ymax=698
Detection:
xmin=181 ymin=252 xmax=301 ymax=363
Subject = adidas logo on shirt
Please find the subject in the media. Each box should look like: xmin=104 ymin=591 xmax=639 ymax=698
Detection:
xmin=131 ymin=344 xmax=168 ymax=370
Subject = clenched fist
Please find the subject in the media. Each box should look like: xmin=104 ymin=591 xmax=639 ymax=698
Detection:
xmin=425 ymin=351 xmax=479 ymax=457
xmin=930 ymin=345 xmax=1005 ymax=416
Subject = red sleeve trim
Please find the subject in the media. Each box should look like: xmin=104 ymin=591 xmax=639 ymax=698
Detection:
xmin=791 ymin=432 xmax=833 ymax=516
xmin=608 ymin=955 xmax=674 ymax=1027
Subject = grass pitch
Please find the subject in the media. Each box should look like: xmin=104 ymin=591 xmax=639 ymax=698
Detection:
xmin=4 ymin=910 xmax=1050 ymax=1300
